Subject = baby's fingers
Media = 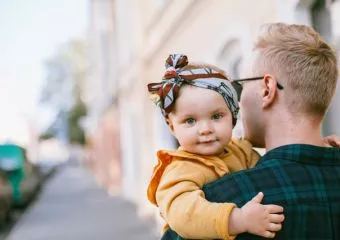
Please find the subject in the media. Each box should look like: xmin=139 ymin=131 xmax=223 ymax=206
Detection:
xmin=251 ymin=192 xmax=264 ymax=203
xmin=267 ymin=222 xmax=282 ymax=232
xmin=266 ymin=204 xmax=284 ymax=213
xmin=269 ymin=213 xmax=285 ymax=223
xmin=261 ymin=231 xmax=276 ymax=238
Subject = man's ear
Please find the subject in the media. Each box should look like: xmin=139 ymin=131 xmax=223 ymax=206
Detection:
xmin=261 ymin=74 xmax=278 ymax=108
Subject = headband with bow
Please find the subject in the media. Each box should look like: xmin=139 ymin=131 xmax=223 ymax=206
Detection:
xmin=147 ymin=54 xmax=239 ymax=126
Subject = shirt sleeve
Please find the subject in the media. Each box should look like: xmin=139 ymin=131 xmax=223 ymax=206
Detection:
xmin=156 ymin=160 xmax=236 ymax=239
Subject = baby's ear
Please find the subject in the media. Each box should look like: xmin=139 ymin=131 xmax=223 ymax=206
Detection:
xmin=166 ymin=118 xmax=175 ymax=134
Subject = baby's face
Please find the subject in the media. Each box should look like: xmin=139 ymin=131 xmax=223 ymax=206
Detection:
xmin=168 ymin=86 xmax=233 ymax=156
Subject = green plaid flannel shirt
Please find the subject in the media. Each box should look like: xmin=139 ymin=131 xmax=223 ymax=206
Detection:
xmin=162 ymin=144 xmax=340 ymax=240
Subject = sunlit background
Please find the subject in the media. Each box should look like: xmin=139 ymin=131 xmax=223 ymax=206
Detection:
xmin=1 ymin=0 xmax=340 ymax=239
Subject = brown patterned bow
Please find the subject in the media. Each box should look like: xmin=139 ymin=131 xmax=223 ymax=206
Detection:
xmin=147 ymin=54 xmax=189 ymax=115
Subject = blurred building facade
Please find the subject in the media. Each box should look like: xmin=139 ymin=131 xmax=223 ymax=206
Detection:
xmin=85 ymin=0 xmax=340 ymax=228
xmin=83 ymin=0 xmax=121 ymax=193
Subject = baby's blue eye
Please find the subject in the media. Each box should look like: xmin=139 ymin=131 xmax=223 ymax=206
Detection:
xmin=212 ymin=113 xmax=222 ymax=120
xmin=185 ymin=118 xmax=196 ymax=124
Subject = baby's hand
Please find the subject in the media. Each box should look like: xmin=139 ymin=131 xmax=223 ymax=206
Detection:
xmin=239 ymin=192 xmax=284 ymax=238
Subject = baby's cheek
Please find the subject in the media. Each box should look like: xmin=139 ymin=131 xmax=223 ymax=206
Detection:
xmin=179 ymin=133 xmax=195 ymax=148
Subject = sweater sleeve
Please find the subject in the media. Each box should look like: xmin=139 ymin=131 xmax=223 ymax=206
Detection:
xmin=156 ymin=160 xmax=236 ymax=239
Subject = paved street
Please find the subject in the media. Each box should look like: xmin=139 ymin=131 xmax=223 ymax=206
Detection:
xmin=5 ymin=164 xmax=158 ymax=240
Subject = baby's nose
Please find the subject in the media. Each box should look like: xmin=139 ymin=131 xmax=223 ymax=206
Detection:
xmin=199 ymin=121 xmax=213 ymax=135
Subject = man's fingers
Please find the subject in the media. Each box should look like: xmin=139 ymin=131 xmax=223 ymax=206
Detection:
xmin=251 ymin=192 xmax=264 ymax=203
xmin=267 ymin=222 xmax=282 ymax=232
xmin=331 ymin=139 xmax=340 ymax=147
xmin=324 ymin=135 xmax=340 ymax=147
xmin=265 ymin=204 xmax=284 ymax=213
xmin=269 ymin=213 xmax=285 ymax=223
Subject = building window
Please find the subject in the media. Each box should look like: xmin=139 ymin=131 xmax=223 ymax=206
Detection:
xmin=217 ymin=39 xmax=244 ymax=137
xmin=217 ymin=39 xmax=243 ymax=79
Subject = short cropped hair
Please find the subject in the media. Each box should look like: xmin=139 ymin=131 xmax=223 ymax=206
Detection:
xmin=254 ymin=23 xmax=338 ymax=116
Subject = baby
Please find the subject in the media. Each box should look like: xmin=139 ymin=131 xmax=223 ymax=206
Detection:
xmin=147 ymin=54 xmax=284 ymax=239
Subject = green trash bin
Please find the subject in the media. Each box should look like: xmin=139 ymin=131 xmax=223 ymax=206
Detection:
xmin=0 ymin=144 xmax=25 ymax=204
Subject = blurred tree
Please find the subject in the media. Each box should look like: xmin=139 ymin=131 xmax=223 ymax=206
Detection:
xmin=40 ymin=40 xmax=87 ymax=145
xmin=38 ymin=130 xmax=55 ymax=141
xmin=68 ymin=97 xmax=87 ymax=145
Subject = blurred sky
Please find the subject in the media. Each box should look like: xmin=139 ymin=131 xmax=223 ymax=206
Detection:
xmin=0 ymin=0 xmax=88 ymax=142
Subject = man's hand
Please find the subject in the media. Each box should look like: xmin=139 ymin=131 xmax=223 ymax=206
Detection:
xmin=323 ymin=135 xmax=340 ymax=148
xmin=229 ymin=192 xmax=284 ymax=238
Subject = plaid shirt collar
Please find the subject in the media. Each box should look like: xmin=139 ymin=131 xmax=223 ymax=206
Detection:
xmin=258 ymin=144 xmax=340 ymax=166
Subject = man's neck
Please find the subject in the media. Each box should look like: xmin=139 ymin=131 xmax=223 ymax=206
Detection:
xmin=265 ymin=114 xmax=325 ymax=151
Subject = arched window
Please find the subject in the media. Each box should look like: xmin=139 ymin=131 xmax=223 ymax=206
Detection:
xmin=278 ymin=0 xmax=339 ymax=135
xmin=217 ymin=39 xmax=244 ymax=137
xmin=217 ymin=39 xmax=243 ymax=79
xmin=325 ymin=0 xmax=340 ymax=136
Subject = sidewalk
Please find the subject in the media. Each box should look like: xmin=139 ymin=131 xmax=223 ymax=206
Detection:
xmin=6 ymin=164 xmax=158 ymax=240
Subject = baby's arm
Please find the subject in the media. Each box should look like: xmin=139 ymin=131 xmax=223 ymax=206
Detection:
xmin=229 ymin=192 xmax=284 ymax=238
xmin=156 ymin=160 xmax=236 ymax=239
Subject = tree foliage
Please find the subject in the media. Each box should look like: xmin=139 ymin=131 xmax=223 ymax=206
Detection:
xmin=40 ymin=40 xmax=87 ymax=145
xmin=68 ymin=98 xmax=87 ymax=145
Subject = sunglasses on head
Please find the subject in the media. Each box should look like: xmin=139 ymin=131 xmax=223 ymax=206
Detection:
xmin=231 ymin=76 xmax=284 ymax=101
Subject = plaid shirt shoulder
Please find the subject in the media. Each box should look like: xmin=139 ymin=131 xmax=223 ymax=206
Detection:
xmin=162 ymin=144 xmax=340 ymax=240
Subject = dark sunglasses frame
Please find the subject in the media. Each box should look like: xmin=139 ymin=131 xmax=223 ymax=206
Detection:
xmin=233 ymin=76 xmax=284 ymax=90
xmin=230 ymin=77 xmax=284 ymax=101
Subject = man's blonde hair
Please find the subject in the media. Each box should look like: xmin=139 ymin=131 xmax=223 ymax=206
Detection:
xmin=254 ymin=23 xmax=338 ymax=116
